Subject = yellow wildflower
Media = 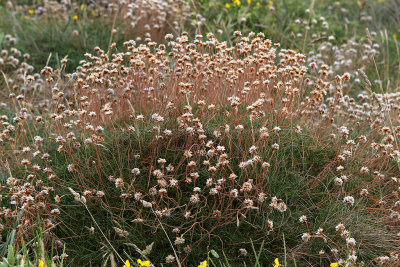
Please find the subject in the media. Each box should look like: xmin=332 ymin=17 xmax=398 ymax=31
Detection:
xmin=198 ymin=260 xmax=207 ymax=267
xmin=274 ymin=258 xmax=280 ymax=267
xmin=72 ymin=15 xmax=78 ymax=20
xmin=123 ymin=260 xmax=131 ymax=267
xmin=248 ymin=0 xmax=251 ymax=4
xmin=393 ymin=33 xmax=398 ymax=40
xmin=80 ymin=4 xmax=85 ymax=10
xmin=193 ymin=19 xmax=197 ymax=23
xmin=91 ymin=10 xmax=96 ymax=15
xmin=38 ymin=259 xmax=45 ymax=267
xmin=233 ymin=0 xmax=241 ymax=6
xmin=267 ymin=1 xmax=273 ymax=7
xmin=28 ymin=9 xmax=35 ymax=15
xmin=137 ymin=259 xmax=151 ymax=266
xmin=256 ymin=1 xmax=260 ymax=6
xmin=225 ymin=3 xmax=230 ymax=8
xmin=330 ymin=263 xmax=338 ymax=267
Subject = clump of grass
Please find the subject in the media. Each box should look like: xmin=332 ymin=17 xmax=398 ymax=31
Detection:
xmin=1 ymin=30 xmax=399 ymax=266
xmin=1 ymin=0 xmax=400 ymax=266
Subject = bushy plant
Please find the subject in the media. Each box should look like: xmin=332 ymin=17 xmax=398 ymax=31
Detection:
xmin=1 ymin=0 xmax=400 ymax=266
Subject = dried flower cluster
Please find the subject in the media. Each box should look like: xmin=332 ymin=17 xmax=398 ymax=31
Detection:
xmin=1 ymin=25 xmax=400 ymax=265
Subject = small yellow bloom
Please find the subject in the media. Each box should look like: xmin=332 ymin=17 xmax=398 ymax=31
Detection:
xmin=256 ymin=1 xmax=260 ymax=6
xmin=225 ymin=3 xmax=231 ymax=8
xmin=193 ymin=19 xmax=197 ymax=23
xmin=38 ymin=259 xmax=45 ymax=267
xmin=123 ymin=260 xmax=131 ymax=267
xmin=91 ymin=10 xmax=95 ymax=15
xmin=72 ymin=15 xmax=78 ymax=20
xmin=267 ymin=1 xmax=273 ymax=7
xmin=330 ymin=263 xmax=338 ymax=267
xmin=137 ymin=259 xmax=150 ymax=267
xmin=247 ymin=0 xmax=251 ymax=4
xmin=393 ymin=33 xmax=398 ymax=40
xmin=80 ymin=4 xmax=85 ymax=10
xmin=28 ymin=9 xmax=35 ymax=15
xmin=274 ymin=258 xmax=280 ymax=267
xmin=198 ymin=260 xmax=207 ymax=267
xmin=233 ymin=0 xmax=241 ymax=6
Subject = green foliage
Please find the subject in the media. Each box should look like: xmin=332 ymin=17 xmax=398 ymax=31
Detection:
xmin=0 ymin=222 xmax=66 ymax=267
xmin=9 ymin=119 xmax=386 ymax=265
xmin=0 ymin=7 xmax=129 ymax=73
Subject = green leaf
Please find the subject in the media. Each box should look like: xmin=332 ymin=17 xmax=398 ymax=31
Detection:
xmin=211 ymin=249 xmax=220 ymax=259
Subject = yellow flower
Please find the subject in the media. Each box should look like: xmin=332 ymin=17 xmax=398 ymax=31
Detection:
xmin=330 ymin=263 xmax=338 ymax=267
xmin=233 ymin=0 xmax=241 ymax=6
xmin=80 ymin=4 xmax=85 ymax=10
xmin=267 ymin=1 xmax=273 ymax=7
xmin=38 ymin=259 xmax=45 ymax=267
xmin=28 ymin=9 xmax=35 ymax=15
xmin=393 ymin=33 xmax=398 ymax=40
xmin=198 ymin=260 xmax=207 ymax=267
xmin=72 ymin=15 xmax=78 ymax=20
xmin=91 ymin=10 xmax=96 ymax=15
xmin=225 ymin=3 xmax=230 ymax=8
xmin=193 ymin=19 xmax=197 ymax=23
xmin=123 ymin=260 xmax=131 ymax=267
xmin=256 ymin=1 xmax=260 ymax=6
xmin=137 ymin=259 xmax=151 ymax=266
xmin=247 ymin=0 xmax=251 ymax=4
xmin=274 ymin=258 xmax=280 ymax=267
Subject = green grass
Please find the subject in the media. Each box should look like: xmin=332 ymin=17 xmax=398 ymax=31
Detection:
xmin=0 ymin=7 xmax=129 ymax=73
xmin=2 ymin=117 xmax=391 ymax=266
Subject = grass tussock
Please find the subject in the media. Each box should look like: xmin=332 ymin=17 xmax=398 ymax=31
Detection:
xmin=0 ymin=0 xmax=400 ymax=266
